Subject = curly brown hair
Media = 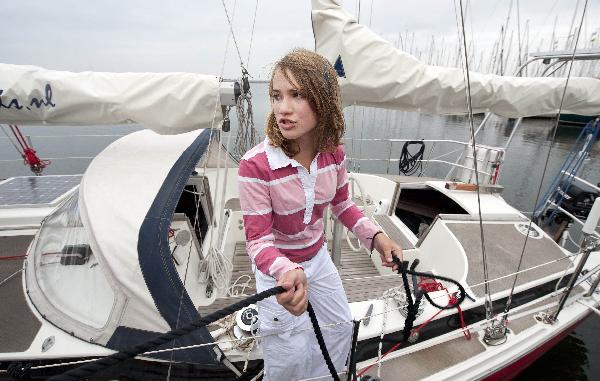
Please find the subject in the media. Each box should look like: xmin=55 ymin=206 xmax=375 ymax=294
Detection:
xmin=265 ymin=48 xmax=344 ymax=157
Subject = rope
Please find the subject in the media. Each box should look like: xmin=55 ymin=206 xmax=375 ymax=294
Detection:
xmin=49 ymin=286 xmax=286 ymax=381
xmin=3 ymin=124 xmax=51 ymax=175
xmin=346 ymin=321 xmax=361 ymax=381
xmin=0 ymin=254 xmax=27 ymax=260
xmin=47 ymin=287 xmax=350 ymax=381
xmin=398 ymin=140 xmax=425 ymax=176
xmin=356 ymin=258 xmax=466 ymax=379
xmin=198 ymin=246 xmax=233 ymax=291
xmin=234 ymin=69 xmax=258 ymax=159
xmin=307 ymin=302 xmax=341 ymax=381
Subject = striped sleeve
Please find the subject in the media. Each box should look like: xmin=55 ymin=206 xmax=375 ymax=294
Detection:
xmin=329 ymin=146 xmax=380 ymax=250
xmin=238 ymin=158 xmax=302 ymax=279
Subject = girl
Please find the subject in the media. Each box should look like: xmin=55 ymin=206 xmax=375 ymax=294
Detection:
xmin=238 ymin=48 xmax=402 ymax=380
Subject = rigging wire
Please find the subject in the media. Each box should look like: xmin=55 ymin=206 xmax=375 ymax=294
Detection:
xmin=166 ymin=243 xmax=195 ymax=379
xmin=0 ymin=124 xmax=24 ymax=154
xmin=501 ymin=0 xmax=589 ymax=323
xmin=246 ymin=0 xmax=259 ymax=69
xmin=456 ymin=0 xmax=494 ymax=326
xmin=221 ymin=0 xmax=246 ymax=71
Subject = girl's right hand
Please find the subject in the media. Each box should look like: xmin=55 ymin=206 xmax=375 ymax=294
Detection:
xmin=276 ymin=268 xmax=308 ymax=316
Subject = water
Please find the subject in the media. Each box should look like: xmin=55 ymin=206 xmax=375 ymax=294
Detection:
xmin=1 ymin=82 xmax=599 ymax=378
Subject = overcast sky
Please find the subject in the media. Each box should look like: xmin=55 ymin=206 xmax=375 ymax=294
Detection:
xmin=1 ymin=0 xmax=598 ymax=79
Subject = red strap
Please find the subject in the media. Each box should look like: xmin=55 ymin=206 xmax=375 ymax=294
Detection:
xmin=8 ymin=124 xmax=51 ymax=174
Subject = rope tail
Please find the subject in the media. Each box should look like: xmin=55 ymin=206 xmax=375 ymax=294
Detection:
xmin=49 ymin=286 xmax=285 ymax=381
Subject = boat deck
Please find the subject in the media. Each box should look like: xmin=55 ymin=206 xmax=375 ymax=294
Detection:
xmin=197 ymin=241 xmax=401 ymax=316
xmin=446 ymin=222 xmax=573 ymax=297
xmin=0 ymin=235 xmax=40 ymax=354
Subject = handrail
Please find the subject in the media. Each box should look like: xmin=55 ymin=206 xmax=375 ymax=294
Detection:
xmin=345 ymin=157 xmax=493 ymax=178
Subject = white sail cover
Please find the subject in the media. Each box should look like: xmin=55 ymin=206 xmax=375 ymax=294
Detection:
xmin=311 ymin=0 xmax=600 ymax=117
xmin=0 ymin=63 xmax=222 ymax=133
xmin=79 ymin=129 xmax=203 ymax=333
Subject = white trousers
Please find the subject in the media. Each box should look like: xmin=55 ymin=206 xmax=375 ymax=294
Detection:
xmin=255 ymin=245 xmax=353 ymax=381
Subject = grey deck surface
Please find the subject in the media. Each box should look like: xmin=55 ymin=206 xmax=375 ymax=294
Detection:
xmin=362 ymin=334 xmax=486 ymax=380
xmin=198 ymin=241 xmax=400 ymax=316
xmin=373 ymin=214 xmax=415 ymax=249
xmin=0 ymin=235 xmax=41 ymax=353
xmin=447 ymin=222 xmax=573 ymax=297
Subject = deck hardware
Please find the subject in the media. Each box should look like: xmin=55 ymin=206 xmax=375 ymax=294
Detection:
xmin=551 ymin=199 xmax=600 ymax=322
xmin=515 ymin=223 xmax=542 ymax=239
xmin=41 ymin=336 xmax=55 ymax=352
xmin=585 ymin=272 xmax=600 ymax=297
xmin=383 ymin=287 xmax=426 ymax=318
xmin=534 ymin=311 xmax=556 ymax=325
xmin=550 ymin=233 xmax=599 ymax=321
xmin=483 ymin=321 xmax=508 ymax=346
xmin=408 ymin=330 xmax=419 ymax=343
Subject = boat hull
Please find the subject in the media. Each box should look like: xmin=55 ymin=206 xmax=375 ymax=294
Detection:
xmin=483 ymin=313 xmax=590 ymax=381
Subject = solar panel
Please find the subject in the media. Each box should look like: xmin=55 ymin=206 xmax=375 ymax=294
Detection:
xmin=0 ymin=175 xmax=81 ymax=207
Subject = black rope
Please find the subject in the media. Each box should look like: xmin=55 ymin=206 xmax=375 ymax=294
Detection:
xmin=307 ymin=302 xmax=341 ymax=381
xmin=398 ymin=140 xmax=425 ymax=176
xmin=49 ymin=286 xmax=285 ymax=381
xmin=7 ymin=361 xmax=32 ymax=380
xmin=49 ymin=260 xmax=467 ymax=381
xmin=392 ymin=256 xmax=467 ymax=344
xmin=399 ymin=261 xmax=416 ymax=341
xmin=346 ymin=320 xmax=361 ymax=381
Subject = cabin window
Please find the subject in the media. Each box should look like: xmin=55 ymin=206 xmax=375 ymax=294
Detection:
xmin=32 ymin=190 xmax=115 ymax=329
xmin=395 ymin=187 xmax=468 ymax=236
xmin=174 ymin=174 xmax=213 ymax=245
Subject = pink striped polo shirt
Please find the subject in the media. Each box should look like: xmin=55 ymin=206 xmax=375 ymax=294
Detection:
xmin=238 ymin=138 xmax=380 ymax=279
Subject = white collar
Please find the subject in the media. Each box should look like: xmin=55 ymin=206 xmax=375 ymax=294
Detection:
xmin=264 ymin=137 xmax=320 ymax=171
xmin=264 ymin=137 xmax=298 ymax=170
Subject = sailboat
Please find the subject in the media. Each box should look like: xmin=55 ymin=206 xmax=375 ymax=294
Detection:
xmin=1 ymin=0 xmax=600 ymax=380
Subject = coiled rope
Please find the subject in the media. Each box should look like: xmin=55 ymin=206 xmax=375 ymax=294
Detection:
xmin=398 ymin=140 xmax=425 ymax=176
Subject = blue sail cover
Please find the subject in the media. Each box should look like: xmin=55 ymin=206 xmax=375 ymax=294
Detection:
xmin=106 ymin=128 xmax=221 ymax=363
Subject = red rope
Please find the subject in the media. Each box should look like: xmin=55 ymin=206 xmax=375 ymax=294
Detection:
xmin=8 ymin=124 xmax=51 ymax=175
xmin=0 ymin=254 xmax=27 ymax=260
xmin=9 ymin=124 xmax=27 ymax=153
xmin=355 ymin=279 xmax=471 ymax=379
xmin=492 ymin=164 xmax=501 ymax=184
xmin=355 ymin=341 xmax=407 ymax=379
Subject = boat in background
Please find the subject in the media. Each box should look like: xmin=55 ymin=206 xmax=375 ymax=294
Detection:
xmin=521 ymin=49 xmax=600 ymax=127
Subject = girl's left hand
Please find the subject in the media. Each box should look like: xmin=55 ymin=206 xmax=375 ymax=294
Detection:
xmin=373 ymin=233 xmax=403 ymax=272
